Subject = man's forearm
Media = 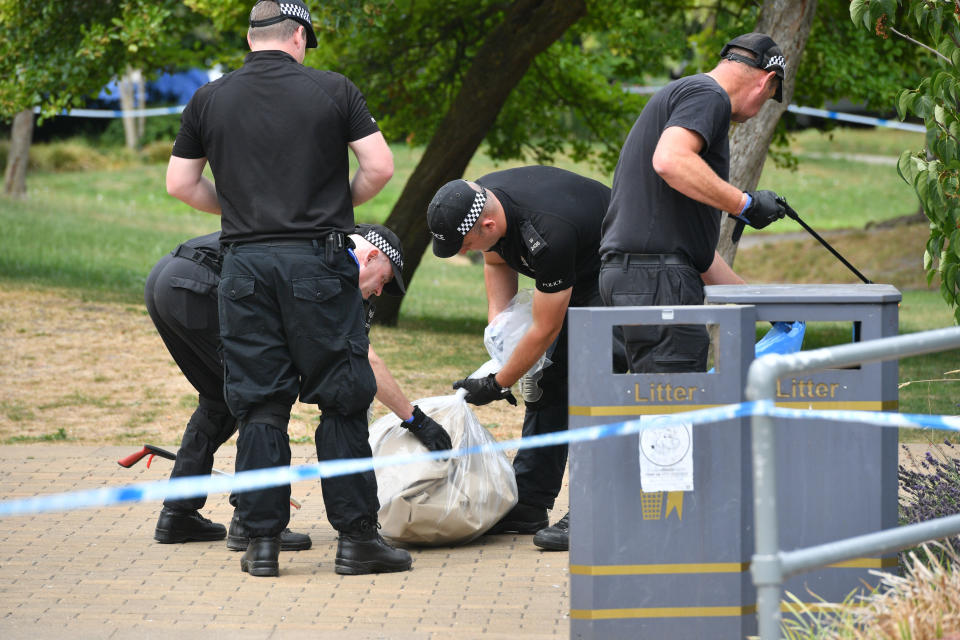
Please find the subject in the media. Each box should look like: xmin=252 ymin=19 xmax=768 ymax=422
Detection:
xmin=369 ymin=348 xmax=414 ymax=420
xmin=351 ymin=166 xmax=391 ymax=206
xmin=494 ymin=325 xmax=557 ymax=389
xmin=179 ymin=177 xmax=221 ymax=215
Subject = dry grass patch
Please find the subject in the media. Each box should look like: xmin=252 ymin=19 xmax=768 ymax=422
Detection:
xmin=0 ymin=283 xmax=526 ymax=447
xmin=781 ymin=543 xmax=960 ymax=639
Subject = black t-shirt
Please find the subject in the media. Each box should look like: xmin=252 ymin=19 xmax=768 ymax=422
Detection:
xmin=172 ymin=50 xmax=380 ymax=244
xmin=173 ymin=231 xmax=374 ymax=336
xmin=478 ymin=166 xmax=610 ymax=304
xmin=599 ymin=74 xmax=731 ymax=272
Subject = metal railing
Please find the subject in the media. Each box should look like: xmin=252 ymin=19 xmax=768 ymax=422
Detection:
xmin=745 ymin=325 xmax=960 ymax=640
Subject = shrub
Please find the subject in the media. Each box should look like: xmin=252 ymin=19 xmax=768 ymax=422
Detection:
xmin=899 ymin=440 xmax=960 ymax=564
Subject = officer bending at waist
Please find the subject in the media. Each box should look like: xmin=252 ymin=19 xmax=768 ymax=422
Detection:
xmin=147 ymin=225 xmax=452 ymax=552
xmin=427 ymin=165 xmax=619 ymax=553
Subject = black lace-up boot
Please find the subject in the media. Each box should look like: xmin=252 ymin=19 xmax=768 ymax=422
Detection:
xmin=334 ymin=518 xmax=412 ymax=575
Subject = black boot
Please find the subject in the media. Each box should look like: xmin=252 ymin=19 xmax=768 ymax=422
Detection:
xmin=154 ymin=507 xmax=226 ymax=543
xmin=485 ymin=502 xmax=549 ymax=535
xmin=533 ymin=511 xmax=569 ymax=551
xmin=335 ymin=518 xmax=412 ymax=575
xmin=227 ymin=511 xmax=312 ymax=551
xmin=240 ymin=536 xmax=280 ymax=577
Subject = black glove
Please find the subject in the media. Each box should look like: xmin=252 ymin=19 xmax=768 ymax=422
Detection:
xmin=452 ymin=373 xmax=518 ymax=406
xmin=403 ymin=406 xmax=453 ymax=452
xmin=740 ymin=190 xmax=787 ymax=229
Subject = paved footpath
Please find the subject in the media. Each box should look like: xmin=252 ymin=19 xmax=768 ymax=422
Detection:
xmin=0 ymin=445 xmax=570 ymax=640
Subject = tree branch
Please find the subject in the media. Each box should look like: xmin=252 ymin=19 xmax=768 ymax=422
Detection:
xmin=890 ymin=25 xmax=952 ymax=63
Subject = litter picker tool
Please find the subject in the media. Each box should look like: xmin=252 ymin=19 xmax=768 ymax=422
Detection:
xmin=778 ymin=197 xmax=873 ymax=285
xmin=118 ymin=444 xmax=301 ymax=509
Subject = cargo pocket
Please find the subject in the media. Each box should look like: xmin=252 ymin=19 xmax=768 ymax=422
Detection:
xmin=650 ymin=269 xmax=708 ymax=371
xmin=335 ymin=336 xmax=377 ymax=415
xmin=611 ymin=291 xmax=660 ymax=354
xmin=169 ymin=276 xmax=217 ymax=330
xmin=219 ymin=275 xmax=260 ymax=336
xmin=291 ymin=276 xmax=342 ymax=337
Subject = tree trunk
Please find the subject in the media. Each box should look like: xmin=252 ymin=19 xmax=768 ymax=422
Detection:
xmin=119 ymin=67 xmax=144 ymax=150
xmin=374 ymin=0 xmax=587 ymax=325
xmin=3 ymin=108 xmax=34 ymax=198
xmin=716 ymin=0 xmax=817 ymax=267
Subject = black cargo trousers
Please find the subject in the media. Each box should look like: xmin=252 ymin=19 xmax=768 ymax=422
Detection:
xmin=513 ymin=280 xmax=629 ymax=510
xmin=598 ymin=253 xmax=709 ymax=373
xmin=219 ymin=236 xmax=378 ymax=538
xmin=144 ymin=247 xmax=238 ymax=513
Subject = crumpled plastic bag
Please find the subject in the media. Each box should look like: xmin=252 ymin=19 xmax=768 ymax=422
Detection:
xmin=755 ymin=321 xmax=806 ymax=357
xmin=483 ymin=289 xmax=550 ymax=374
xmin=369 ymin=388 xmax=518 ymax=546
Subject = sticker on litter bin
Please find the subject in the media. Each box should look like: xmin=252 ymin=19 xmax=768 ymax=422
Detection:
xmin=639 ymin=415 xmax=693 ymax=492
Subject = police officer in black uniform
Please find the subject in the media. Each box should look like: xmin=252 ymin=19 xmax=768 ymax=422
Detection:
xmin=165 ymin=0 xmax=411 ymax=577
xmin=146 ymin=226 xmax=450 ymax=552
xmin=427 ymin=165 xmax=621 ymax=552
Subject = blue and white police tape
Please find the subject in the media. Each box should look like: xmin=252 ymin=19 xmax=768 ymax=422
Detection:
xmin=32 ymin=105 xmax=185 ymax=119
xmin=1 ymin=400 xmax=957 ymax=518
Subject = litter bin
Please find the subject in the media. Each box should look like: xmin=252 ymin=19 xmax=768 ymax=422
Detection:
xmin=568 ymin=304 xmax=757 ymax=639
xmin=704 ymin=284 xmax=901 ymax=607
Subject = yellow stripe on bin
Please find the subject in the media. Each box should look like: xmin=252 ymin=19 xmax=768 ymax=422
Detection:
xmin=827 ymin=556 xmax=899 ymax=569
xmin=569 ymin=399 xmax=895 ymax=417
xmin=570 ymin=562 xmax=748 ymax=575
xmin=570 ymin=604 xmax=757 ymax=620
xmin=569 ymin=404 xmax=721 ymax=417
xmin=571 ymin=556 xmax=896 ymax=576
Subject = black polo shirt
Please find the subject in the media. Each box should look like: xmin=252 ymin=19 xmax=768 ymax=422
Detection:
xmin=600 ymin=74 xmax=731 ymax=272
xmin=172 ymin=50 xmax=380 ymax=244
xmin=478 ymin=166 xmax=610 ymax=304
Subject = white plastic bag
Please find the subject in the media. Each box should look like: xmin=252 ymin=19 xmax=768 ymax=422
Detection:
xmin=369 ymin=392 xmax=518 ymax=546
xmin=483 ymin=289 xmax=550 ymax=374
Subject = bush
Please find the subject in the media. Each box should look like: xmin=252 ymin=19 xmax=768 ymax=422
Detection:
xmin=899 ymin=440 xmax=960 ymax=564
xmin=98 ymin=113 xmax=180 ymax=148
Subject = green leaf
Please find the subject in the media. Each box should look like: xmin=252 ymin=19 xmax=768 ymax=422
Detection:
xmin=897 ymin=90 xmax=915 ymax=120
xmin=850 ymin=0 xmax=869 ymax=27
xmin=924 ymin=248 xmax=933 ymax=271
xmin=953 ymin=48 xmax=960 ymax=71
xmin=897 ymin=149 xmax=920 ymax=184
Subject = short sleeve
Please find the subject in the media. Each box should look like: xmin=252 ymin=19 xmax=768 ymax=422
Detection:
xmin=342 ymin=77 xmax=381 ymax=142
xmin=533 ymin=228 xmax=576 ymax=294
xmin=171 ymin=93 xmax=206 ymax=159
xmin=664 ymin=84 xmax=730 ymax=154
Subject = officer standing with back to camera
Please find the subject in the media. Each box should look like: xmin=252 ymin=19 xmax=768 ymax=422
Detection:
xmin=164 ymin=0 xmax=413 ymax=577
xmin=427 ymin=165 xmax=619 ymax=552
xmin=147 ymin=225 xmax=451 ymax=552
xmin=600 ymin=32 xmax=791 ymax=373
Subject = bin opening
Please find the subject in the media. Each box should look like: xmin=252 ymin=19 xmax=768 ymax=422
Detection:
xmin=611 ymin=323 xmax=716 ymax=374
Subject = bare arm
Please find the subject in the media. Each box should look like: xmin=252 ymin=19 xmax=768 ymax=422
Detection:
xmin=701 ymin=250 xmax=746 ymax=285
xmin=166 ymin=156 xmax=221 ymax=215
xmin=348 ymin=131 xmax=393 ymax=206
xmin=652 ymin=126 xmax=745 ymax=214
xmin=494 ymin=287 xmax=572 ymax=389
xmin=483 ymin=251 xmax=519 ymax=322
xmin=368 ymin=344 xmax=415 ymax=421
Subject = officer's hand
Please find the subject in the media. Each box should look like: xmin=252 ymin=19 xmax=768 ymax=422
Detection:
xmin=404 ymin=406 xmax=453 ymax=452
xmin=742 ymin=190 xmax=787 ymax=229
xmin=452 ymin=373 xmax=518 ymax=406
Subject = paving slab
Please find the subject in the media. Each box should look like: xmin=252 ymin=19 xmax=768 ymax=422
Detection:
xmin=0 ymin=445 xmax=570 ymax=639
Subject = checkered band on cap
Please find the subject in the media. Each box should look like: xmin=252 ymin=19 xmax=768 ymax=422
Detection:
xmin=766 ymin=55 xmax=785 ymax=70
xmin=279 ymin=2 xmax=310 ymax=21
xmin=364 ymin=230 xmax=403 ymax=270
xmin=456 ymin=189 xmax=487 ymax=236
